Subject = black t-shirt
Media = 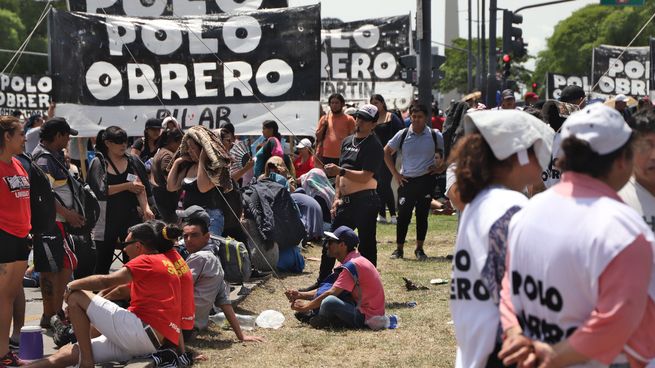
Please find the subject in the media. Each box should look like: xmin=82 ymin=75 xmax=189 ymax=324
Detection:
xmin=339 ymin=134 xmax=383 ymax=175
xmin=132 ymin=137 xmax=155 ymax=163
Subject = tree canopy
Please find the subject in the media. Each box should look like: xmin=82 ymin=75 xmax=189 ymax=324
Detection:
xmin=0 ymin=0 xmax=67 ymax=75
xmin=534 ymin=1 xmax=655 ymax=83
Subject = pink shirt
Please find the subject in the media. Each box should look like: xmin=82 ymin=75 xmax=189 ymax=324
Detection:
xmin=500 ymin=172 xmax=655 ymax=365
xmin=333 ymin=251 xmax=385 ymax=320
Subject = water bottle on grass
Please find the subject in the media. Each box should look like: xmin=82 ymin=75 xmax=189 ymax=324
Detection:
xmin=365 ymin=314 xmax=399 ymax=330
xmin=209 ymin=312 xmax=257 ymax=331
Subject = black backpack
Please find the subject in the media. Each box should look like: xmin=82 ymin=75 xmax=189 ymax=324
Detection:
xmin=17 ymin=153 xmax=57 ymax=234
xmin=33 ymin=150 xmax=100 ymax=235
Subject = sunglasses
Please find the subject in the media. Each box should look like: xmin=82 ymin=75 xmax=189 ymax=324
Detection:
xmin=119 ymin=239 xmax=140 ymax=248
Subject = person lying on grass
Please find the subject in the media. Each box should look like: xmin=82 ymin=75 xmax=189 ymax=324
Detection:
xmin=285 ymin=226 xmax=385 ymax=329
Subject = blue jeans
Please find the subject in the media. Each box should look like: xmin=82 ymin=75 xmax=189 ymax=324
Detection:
xmin=207 ymin=208 xmax=224 ymax=236
xmin=318 ymin=295 xmax=365 ymax=329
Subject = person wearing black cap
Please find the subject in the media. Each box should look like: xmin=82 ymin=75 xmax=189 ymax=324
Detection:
xmin=497 ymin=89 xmax=517 ymax=110
xmin=31 ymin=117 xmax=82 ymax=330
xmin=559 ymin=84 xmax=586 ymax=108
xmin=308 ymin=104 xmax=383 ymax=291
xmin=286 ymin=226 xmax=385 ymax=329
xmin=131 ymin=118 xmax=163 ymax=163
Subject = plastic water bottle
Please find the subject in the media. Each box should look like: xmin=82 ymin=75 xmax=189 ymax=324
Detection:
xmin=209 ymin=312 xmax=257 ymax=331
xmin=365 ymin=314 xmax=400 ymax=331
xmin=236 ymin=314 xmax=256 ymax=331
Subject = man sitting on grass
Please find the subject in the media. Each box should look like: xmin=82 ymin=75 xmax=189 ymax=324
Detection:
xmin=181 ymin=210 xmax=263 ymax=342
xmin=285 ymin=226 xmax=385 ymax=329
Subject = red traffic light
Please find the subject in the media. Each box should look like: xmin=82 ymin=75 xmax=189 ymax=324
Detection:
xmin=502 ymin=54 xmax=511 ymax=63
xmin=532 ymin=83 xmax=538 ymax=89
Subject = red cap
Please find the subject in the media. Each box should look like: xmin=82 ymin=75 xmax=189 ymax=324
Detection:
xmin=524 ymin=92 xmax=538 ymax=100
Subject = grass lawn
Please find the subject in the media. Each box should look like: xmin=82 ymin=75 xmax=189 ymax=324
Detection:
xmin=190 ymin=214 xmax=459 ymax=367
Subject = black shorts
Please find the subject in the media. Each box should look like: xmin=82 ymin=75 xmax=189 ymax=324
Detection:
xmin=0 ymin=228 xmax=30 ymax=264
xmin=32 ymin=224 xmax=78 ymax=273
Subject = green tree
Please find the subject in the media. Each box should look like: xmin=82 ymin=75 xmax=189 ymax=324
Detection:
xmin=439 ymin=37 xmax=529 ymax=94
xmin=0 ymin=0 xmax=67 ymax=75
xmin=534 ymin=1 xmax=655 ymax=86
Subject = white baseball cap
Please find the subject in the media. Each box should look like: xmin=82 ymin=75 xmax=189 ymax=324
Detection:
xmin=560 ymin=103 xmax=632 ymax=155
xmin=295 ymin=138 xmax=313 ymax=149
xmin=355 ymin=104 xmax=378 ymax=121
xmin=615 ymin=94 xmax=629 ymax=102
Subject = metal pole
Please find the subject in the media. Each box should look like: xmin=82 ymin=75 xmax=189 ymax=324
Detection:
xmin=418 ymin=0 xmax=432 ymax=120
xmin=477 ymin=0 xmax=481 ymax=90
xmin=515 ymin=0 xmax=575 ymax=14
xmin=486 ymin=0 xmax=497 ymax=107
xmin=467 ymin=0 xmax=473 ymax=92
xmin=481 ymin=0 xmax=486 ymax=88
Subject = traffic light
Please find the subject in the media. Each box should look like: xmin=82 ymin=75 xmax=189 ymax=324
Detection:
xmin=502 ymin=54 xmax=511 ymax=79
xmin=431 ymin=54 xmax=446 ymax=85
xmin=399 ymin=54 xmax=418 ymax=85
xmin=532 ymin=82 xmax=538 ymax=92
xmin=502 ymin=10 xmax=528 ymax=58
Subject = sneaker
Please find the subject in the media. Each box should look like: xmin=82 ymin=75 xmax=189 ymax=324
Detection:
xmin=294 ymin=311 xmax=313 ymax=324
xmin=51 ymin=314 xmax=76 ymax=348
xmin=389 ymin=216 xmax=397 ymax=225
xmin=39 ymin=315 xmax=52 ymax=330
xmin=150 ymin=348 xmax=178 ymax=368
xmin=8 ymin=339 xmax=19 ymax=351
xmin=250 ymin=269 xmax=273 ymax=279
xmin=1 ymin=350 xmax=25 ymax=367
xmin=298 ymin=282 xmax=320 ymax=292
xmin=308 ymin=315 xmax=331 ymax=329
xmin=376 ymin=215 xmax=387 ymax=224
xmin=415 ymin=249 xmax=428 ymax=261
xmin=390 ymin=249 xmax=403 ymax=259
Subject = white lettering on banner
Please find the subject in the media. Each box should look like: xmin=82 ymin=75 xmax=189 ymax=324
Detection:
xmin=85 ymin=61 xmax=294 ymax=100
xmin=321 ymin=80 xmax=412 ymax=110
xmin=352 ymin=24 xmax=379 ymax=49
xmin=127 ymin=64 xmax=158 ymax=100
xmin=0 ymin=74 xmax=52 ymax=111
xmin=86 ymin=0 xmax=264 ymax=16
xmin=56 ymin=101 xmax=317 ymax=137
xmin=160 ymin=64 xmax=189 ymax=99
xmin=141 ymin=21 xmax=184 ymax=55
xmin=106 ymin=16 xmax=262 ymax=56
xmin=595 ymin=55 xmax=650 ymax=96
xmin=321 ymin=51 xmax=399 ymax=80
xmin=598 ymin=75 xmax=648 ymax=96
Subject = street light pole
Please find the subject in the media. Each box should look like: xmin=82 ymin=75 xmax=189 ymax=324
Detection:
xmin=468 ymin=0 xmax=473 ymax=92
xmin=486 ymin=0 xmax=498 ymax=107
xmin=418 ymin=0 xmax=432 ymax=116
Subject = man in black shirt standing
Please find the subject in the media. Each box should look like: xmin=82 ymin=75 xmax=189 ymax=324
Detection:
xmin=309 ymin=104 xmax=383 ymax=287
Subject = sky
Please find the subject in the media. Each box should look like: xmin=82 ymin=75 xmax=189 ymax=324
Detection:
xmin=289 ymin=0 xmax=599 ymax=70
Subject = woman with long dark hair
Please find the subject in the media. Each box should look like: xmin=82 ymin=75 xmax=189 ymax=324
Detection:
xmin=151 ymin=128 xmax=183 ymax=223
xmin=0 ymin=116 xmax=30 ymax=366
xmin=449 ymin=110 xmax=554 ymax=368
xmin=370 ymin=94 xmax=404 ymax=224
xmin=88 ymin=126 xmax=155 ymax=274
xmin=131 ymin=118 xmax=163 ymax=163
xmin=253 ymin=120 xmax=294 ymax=178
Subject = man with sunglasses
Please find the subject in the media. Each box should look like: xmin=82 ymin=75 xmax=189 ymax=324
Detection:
xmin=303 ymin=104 xmax=383 ymax=292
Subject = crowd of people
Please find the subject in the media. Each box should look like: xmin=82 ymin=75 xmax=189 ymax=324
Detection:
xmin=2 ymin=83 xmax=654 ymax=367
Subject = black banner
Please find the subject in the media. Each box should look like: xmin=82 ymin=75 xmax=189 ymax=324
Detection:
xmin=321 ymin=15 xmax=412 ymax=110
xmin=592 ymin=44 xmax=650 ymax=97
xmin=0 ymin=73 xmax=52 ymax=116
xmin=545 ymin=73 xmax=590 ymax=100
xmin=67 ymin=0 xmax=288 ymax=16
xmin=49 ymin=6 xmax=320 ymax=136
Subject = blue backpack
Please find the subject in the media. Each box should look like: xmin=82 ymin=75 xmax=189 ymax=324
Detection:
xmin=313 ymin=261 xmax=362 ymax=313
